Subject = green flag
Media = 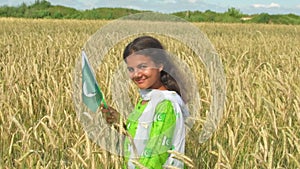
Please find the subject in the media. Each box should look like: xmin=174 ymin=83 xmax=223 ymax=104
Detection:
xmin=82 ymin=50 xmax=107 ymax=112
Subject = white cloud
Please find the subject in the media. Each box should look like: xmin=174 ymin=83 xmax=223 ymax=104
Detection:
xmin=296 ymin=4 xmax=300 ymax=9
xmin=252 ymin=3 xmax=280 ymax=8
xmin=123 ymin=5 xmax=142 ymax=10
xmin=161 ymin=0 xmax=177 ymax=4
xmin=188 ymin=0 xmax=197 ymax=3
xmin=269 ymin=3 xmax=280 ymax=8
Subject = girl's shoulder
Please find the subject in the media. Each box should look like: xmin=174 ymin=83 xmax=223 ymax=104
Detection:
xmin=155 ymin=91 xmax=184 ymax=112
xmin=157 ymin=90 xmax=184 ymax=105
xmin=156 ymin=99 xmax=174 ymax=110
xmin=155 ymin=90 xmax=190 ymax=119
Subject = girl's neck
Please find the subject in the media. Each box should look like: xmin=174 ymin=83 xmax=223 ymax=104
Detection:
xmin=139 ymin=88 xmax=169 ymax=103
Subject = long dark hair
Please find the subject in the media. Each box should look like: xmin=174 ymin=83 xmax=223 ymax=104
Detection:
xmin=123 ymin=36 xmax=187 ymax=102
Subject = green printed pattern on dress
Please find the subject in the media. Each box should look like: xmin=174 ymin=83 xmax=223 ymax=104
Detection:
xmin=124 ymin=99 xmax=147 ymax=167
xmin=139 ymin=100 xmax=176 ymax=169
xmin=124 ymin=99 xmax=177 ymax=169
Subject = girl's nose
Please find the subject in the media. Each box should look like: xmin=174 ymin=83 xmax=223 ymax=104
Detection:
xmin=132 ymin=68 xmax=143 ymax=78
xmin=133 ymin=70 xmax=140 ymax=77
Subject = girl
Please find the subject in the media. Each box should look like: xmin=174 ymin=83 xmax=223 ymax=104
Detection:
xmin=102 ymin=36 xmax=190 ymax=169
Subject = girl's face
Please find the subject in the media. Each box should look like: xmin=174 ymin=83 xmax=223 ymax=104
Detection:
xmin=125 ymin=54 xmax=165 ymax=90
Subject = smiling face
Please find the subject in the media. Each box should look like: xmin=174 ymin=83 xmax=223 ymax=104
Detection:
xmin=125 ymin=54 xmax=166 ymax=90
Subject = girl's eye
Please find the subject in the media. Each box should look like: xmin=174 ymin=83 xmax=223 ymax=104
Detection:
xmin=138 ymin=64 xmax=148 ymax=69
xmin=127 ymin=67 xmax=134 ymax=72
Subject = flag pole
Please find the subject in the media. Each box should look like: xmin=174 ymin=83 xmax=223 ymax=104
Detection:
xmin=99 ymin=85 xmax=108 ymax=109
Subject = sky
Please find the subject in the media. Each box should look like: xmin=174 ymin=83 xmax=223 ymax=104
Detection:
xmin=1 ymin=0 xmax=300 ymax=15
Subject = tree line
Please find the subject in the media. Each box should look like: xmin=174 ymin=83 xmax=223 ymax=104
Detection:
xmin=0 ymin=0 xmax=299 ymax=25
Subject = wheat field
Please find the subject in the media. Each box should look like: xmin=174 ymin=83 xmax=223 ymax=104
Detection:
xmin=0 ymin=18 xmax=300 ymax=169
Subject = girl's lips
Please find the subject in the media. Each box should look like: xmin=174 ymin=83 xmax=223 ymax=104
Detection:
xmin=135 ymin=79 xmax=145 ymax=84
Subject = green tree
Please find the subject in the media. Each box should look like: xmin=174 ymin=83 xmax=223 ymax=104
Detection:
xmin=225 ymin=7 xmax=242 ymax=18
xmin=204 ymin=10 xmax=217 ymax=22
xmin=252 ymin=13 xmax=271 ymax=23
xmin=16 ymin=2 xmax=27 ymax=16
xmin=30 ymin=0 xmax=51 ymax=9
xmin=53 ymin=11 xmax=63 ymax=18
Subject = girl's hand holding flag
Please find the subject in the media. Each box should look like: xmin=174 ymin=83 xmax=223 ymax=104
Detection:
xmin=101 ymin=105 xmax=120 ymax=124
xmin=82 ymin=50 xmax=123 ymax=128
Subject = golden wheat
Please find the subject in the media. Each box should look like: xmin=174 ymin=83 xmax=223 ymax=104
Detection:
xmin=0 ymin=18 xmax=299 ymax=168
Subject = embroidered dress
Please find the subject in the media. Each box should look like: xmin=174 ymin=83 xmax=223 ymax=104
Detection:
xmin=124 ymin=89 xmax=189 ymax=169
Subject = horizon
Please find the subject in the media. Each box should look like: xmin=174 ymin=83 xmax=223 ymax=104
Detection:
xmin=0 ymin=0 xmax=300 ymax=15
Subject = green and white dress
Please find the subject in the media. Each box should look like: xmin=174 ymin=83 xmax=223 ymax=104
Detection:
xmin=124 ymin=89 xmax=189 ymax=169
